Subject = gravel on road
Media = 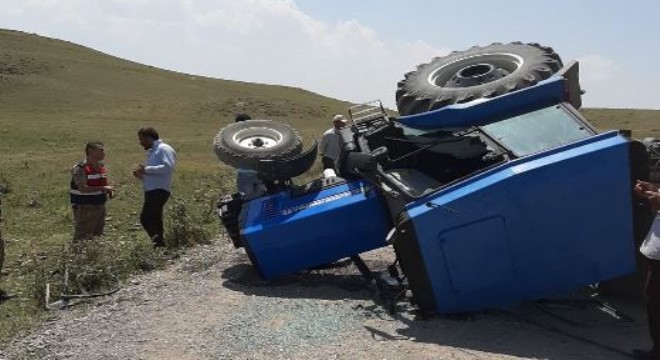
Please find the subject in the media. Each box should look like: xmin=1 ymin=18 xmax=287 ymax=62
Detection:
xmin=0 ymin=240 xmax=651 ymax=360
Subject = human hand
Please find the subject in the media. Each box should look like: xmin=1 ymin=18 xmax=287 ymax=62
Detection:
xmin=635 ymin=180 xmax=659 ymax=199
xmin=633 ymin=180 xmax=658 ymax=201
xmin=637 ymin=180 xmax=659 ymax=192
xmin=132 ymin=165 xmax=145 ymax=179
xmin=104 ymin=186 xmax=116 ymax=199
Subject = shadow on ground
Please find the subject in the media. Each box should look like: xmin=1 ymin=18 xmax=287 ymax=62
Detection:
xmin=222 ymin=259 xmax=651 ymax=360
xmin=385 ymin=297 xmax=649 ymax=360
xmin=221 ymin=261 xmax=378 ymax=301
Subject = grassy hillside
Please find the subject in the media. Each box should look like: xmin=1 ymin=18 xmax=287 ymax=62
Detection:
xmin=583 ymin=108 xmax=660 ymax=139
xmin=0 ymin=28 xmax=659 ymax=342
xmin=0 ymin=29 xmax=349 ymax=342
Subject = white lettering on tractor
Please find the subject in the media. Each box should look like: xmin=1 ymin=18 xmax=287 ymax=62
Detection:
xmin=280 ymin=188 xmax=365 ymax=216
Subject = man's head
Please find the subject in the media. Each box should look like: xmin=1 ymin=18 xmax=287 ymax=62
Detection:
xmin=235 ymin=113 xmax=252 ymax=123
xmin=333 ymin=114 xmax=347 ymax=129
xmin=137 ymin=127 xmax=159 ymax=150
xmin=85 ymin=141 xmax=105 ymax=164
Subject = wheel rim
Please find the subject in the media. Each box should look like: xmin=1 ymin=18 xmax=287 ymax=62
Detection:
xmin=232 ymin=127 xmax=284 ymax=149
xmin=428 ymin=53 xmax=524 ymax=88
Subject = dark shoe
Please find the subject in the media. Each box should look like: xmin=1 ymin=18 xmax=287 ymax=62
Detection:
xmin=631 ymin=349 xmax=655 ymax=360
xmin=151 ymin=235 xmax=166 ymax=248
xmin=0 ymin=290 xmax=14 ymax=303
xmin=161 ymin=250 xmax=178 ymax=261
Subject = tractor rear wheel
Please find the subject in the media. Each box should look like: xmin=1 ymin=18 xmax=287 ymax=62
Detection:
xmin=396 ymin=42 xmax=563 ymax=116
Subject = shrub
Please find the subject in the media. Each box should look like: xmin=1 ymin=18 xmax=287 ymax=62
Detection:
xmin=165 ymin=198 xmax=212 ymax=249
xmin=52 ymin=236 xmax=122 ymax=298
xmin=0 ymin=176 xmax=10 ymax=195
xmin=121 ymin=234 xmax=163 ymax=272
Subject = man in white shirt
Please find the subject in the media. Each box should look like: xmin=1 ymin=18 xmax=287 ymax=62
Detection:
xmin=319 ymin=114 xmax=347 ymax=171
xmin=634 ymin=180 xmax=660 ymax=359
xmin=133 ymin=127 xmax=176 ymax=248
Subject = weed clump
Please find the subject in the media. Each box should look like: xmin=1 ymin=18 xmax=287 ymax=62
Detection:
xmin=165 ymin=198 xmax=213 ymax=249
xmin=19 ymin=234 xmax=163 ymax=310
xmin=61 ymin=237 xmax=123 ymax=295
xmin=0 ymin=176 xmax=11 ymax=195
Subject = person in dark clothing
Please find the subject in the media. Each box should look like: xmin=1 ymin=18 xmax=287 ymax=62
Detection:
xmin=133 ymin=127 xmax=176 ymax=248
xmin=633 ymin=180 xmax=660 ymax=360
xmin=235 ymin=113 xmax=251 ymax=123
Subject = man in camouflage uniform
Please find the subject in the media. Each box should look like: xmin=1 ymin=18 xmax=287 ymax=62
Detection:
xmin=70 ymin=142 xmax=114 ymax=241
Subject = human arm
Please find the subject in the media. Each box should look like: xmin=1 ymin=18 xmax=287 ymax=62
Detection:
xmin=635 ymin=180 xmax=659 ymax=199
xmin=635 ymin=180 xmax=660 ymax=212
xmin=646 ymin=192 xmax=660 ymax=212
xmin=635 ymin=180 xmax=659 ymax=195
xmin=72 ymin=166 xmax=113 ymax=194
xmin=143 ymin=146 xmax=176 ymax=175
xmin=319 ymin=134 xmax=329 ymax=156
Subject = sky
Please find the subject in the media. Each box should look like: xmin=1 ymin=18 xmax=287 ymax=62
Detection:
xmin=1 ymin=0 xmax=659 ymax=110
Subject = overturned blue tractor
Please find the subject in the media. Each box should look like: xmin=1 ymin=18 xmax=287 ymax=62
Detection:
xmin=214 ymin=42 xmax=651 ymax=315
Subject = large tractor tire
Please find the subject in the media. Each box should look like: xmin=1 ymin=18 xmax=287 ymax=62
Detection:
xmin=396 ymin=42 xmax=563 ymax=116
xmin=213 ymin=120 xmax=303 ymax=170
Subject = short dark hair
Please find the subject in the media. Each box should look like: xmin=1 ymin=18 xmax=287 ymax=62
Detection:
xmin=137 ymin=127 xmax=159 ymax=140
xmin=85 ymin=141 xmax=104 ymax=155
xmin=235 ymin=113 xmax=252 ymax=123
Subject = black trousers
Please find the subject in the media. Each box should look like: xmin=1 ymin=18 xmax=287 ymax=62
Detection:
xmin=646 ymin=258 xmax=660 ymax=358
xmin=140 ymin=189 xmax=170 ymax=245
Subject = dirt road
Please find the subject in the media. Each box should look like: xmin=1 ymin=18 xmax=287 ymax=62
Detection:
xmin=0 ymin=240 xmax=651 ymax=360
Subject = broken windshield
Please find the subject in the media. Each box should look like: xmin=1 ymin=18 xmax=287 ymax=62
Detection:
xmin=480 ymin=104 xmax=594 ymax=157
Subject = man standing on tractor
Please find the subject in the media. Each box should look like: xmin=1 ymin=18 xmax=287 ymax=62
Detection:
xmin=70 ymin=141 xmax=114 ymax=241
xmin=320 ymin=114 xmax=347 ymax=172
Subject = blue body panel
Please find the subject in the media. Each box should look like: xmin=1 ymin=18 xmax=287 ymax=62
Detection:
xmin=404 ymin=131 xmax=635 ymax=313
xmin=242 ymin=180 xmax=390 ymax=280
xmin=396 ymin=76 xmax=565 ymax=130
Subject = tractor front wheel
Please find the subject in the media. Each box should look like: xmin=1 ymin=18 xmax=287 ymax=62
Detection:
xmin=213 ymin=120 xmax=303 ymax=170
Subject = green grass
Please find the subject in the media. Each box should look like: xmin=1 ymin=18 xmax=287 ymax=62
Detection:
xmin=0 ymin=28 xmax=659 ymax=343
xmin=583 ymin=108 xmax=660 ymax=139
xmin=0 ymin=29 xmax=346 ymax=342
